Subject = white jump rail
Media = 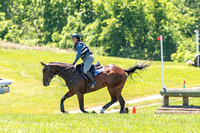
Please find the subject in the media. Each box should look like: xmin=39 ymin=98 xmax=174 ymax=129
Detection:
xmin=160 ymin=87 xmax=200 ymax=106
xmin=0 ymin=78 xmax=12 ymax=94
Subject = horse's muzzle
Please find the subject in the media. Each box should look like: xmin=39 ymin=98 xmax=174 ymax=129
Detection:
xmin=43 ymin=83 xmax=49 ymax=87
xmin=43 ymin=80 xmax=50 ymax=87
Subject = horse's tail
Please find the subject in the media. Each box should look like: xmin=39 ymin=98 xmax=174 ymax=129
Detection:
xmin=124 ymin=58 xmax=152 ymax=79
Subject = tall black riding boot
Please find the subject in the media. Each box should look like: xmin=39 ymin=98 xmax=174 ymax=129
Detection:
xmin=86 ymin=71 xmax=97 ymax=88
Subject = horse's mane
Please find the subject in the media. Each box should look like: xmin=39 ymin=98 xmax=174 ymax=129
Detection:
xmin=48 ymin=62 xmax=71 ymax=67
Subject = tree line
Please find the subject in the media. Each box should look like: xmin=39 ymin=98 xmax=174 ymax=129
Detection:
xmin=0 ymin=0 xmax=199 ymax=61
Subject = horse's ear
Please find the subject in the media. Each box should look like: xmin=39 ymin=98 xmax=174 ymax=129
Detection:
xmin=40 ymin=62 xmax=46 ymax=66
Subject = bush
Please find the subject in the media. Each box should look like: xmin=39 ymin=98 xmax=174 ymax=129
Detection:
xmin=171 ymin=38 xmax=196 ymax=62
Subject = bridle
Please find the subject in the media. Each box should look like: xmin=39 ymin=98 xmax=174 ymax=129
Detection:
xmin=43 ymin=65 xmax=78 ymax=88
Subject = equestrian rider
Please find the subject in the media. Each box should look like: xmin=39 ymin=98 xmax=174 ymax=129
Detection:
xmin=71 ymin=33 xmax=97 ymax=88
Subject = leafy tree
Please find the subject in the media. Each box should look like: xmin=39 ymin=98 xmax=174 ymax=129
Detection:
xmin=0 ymin=0 xmax=199 ymax=62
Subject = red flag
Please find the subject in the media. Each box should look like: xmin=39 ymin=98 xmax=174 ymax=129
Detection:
xmin=157 ymin=36 xmax=161 ymax=41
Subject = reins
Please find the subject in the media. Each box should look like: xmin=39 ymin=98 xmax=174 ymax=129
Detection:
xmin=51 ymin=66 xmax=78 ymax=88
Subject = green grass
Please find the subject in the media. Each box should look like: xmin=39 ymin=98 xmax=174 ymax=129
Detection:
xmin=1 ymin=43 xmax=200 ymax=132
xmin=1 ymin=103 xmax=200 ymax=133
xmin=1 ymin=47 xmax=200 ymax=113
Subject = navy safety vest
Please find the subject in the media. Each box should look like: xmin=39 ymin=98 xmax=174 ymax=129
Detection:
xmin=74 ymin=42 xmax=92 ymax=57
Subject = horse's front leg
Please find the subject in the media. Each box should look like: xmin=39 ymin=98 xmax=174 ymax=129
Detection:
xmin=60 ymin=90 xmax=75 ymax=113
xmin=77 ymin=92 xmax=89 ymax=113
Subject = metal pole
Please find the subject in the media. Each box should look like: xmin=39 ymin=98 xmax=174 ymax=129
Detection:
xmin=196 ymin=30 xmax=199 ymax=67
xmin=160 ymin=35 xmax=166 ymax=106
xmin=160 ymin=35 xmax=164 ymax=89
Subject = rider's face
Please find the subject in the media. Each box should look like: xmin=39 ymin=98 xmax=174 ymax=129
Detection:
xmin=72 ymin=38 xmax=77 ymax=44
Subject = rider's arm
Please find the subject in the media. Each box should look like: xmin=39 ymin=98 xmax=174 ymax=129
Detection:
xmin=72 ymin=43 xmax=83 ymax=65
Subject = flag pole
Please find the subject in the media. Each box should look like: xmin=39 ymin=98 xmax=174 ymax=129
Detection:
xmin=160 ymin=35 xmax=165 ymax=89
xmin=157 ymin=35 xmax=166 ymax=106
xmin=195 ymin=30 xmax=199 ymax=67
xmin=160 ymin=35 xmax=166 ymax=106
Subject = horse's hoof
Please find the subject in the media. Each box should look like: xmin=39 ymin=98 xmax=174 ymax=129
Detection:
xmin=63 ymin=111 xmax=68 ymax=113
xmin=119 ymin=108 xmax=129 ymax=114
xmin=84 ymin=111 xmax=89 ymax=114
xmin=100 ymin=108 xmax=105 ymax=114
xmin=125 ymin=107 xmax=129 ymax=113
xmin=100 ymin=111 xmax=104 ymax=114
xmin=91 ymin=111 xmax=97 ymax=114
xmin=61 ymin=110 xmax=68 ymax=113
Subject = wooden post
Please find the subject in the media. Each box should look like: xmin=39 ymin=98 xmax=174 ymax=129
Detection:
xmin=163 ymin=96 xmax=169 ymax=106
xmin=183 ymin=97 xmax=189 ymax=106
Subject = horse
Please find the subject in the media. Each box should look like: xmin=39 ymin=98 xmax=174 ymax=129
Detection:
xmin=40 ymin=60 xmax=151 ymax=114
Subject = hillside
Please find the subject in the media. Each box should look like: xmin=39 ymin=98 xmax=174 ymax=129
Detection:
xmin=1 ymin=42 xmax=200 ymax=114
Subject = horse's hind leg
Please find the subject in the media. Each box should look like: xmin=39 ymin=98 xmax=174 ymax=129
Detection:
xmin=117 ymin=90 xmax=129 ymax=113
xmin=100 ymin=86 xmax=117 ymax=114
xmin=100 ymin=96 xmax=117 ymax=114
xmin=60 ymin=91 xmax=75 ymax=113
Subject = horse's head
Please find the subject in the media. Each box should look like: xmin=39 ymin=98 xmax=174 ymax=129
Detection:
xmin=40 ymin=62 xmax=56 ymax=86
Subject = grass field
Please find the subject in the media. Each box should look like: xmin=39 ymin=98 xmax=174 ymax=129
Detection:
xmin=1 ymin=104 xmax=200 ymax=132
xmin=1 ymin=42 xmax=200 ymax=132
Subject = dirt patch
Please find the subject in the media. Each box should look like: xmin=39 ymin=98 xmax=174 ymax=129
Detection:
xmin=68 ymin=95 xmax=162 ymax=113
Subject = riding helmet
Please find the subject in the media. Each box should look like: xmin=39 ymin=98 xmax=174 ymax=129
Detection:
xmin=72 ymin=33 xmax=81 ymax=39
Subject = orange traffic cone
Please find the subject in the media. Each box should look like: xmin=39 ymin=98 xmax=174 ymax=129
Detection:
xmin=132 ymin=107 xmax=136 ymax=114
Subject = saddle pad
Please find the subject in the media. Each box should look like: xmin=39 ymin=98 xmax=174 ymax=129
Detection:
xmin=94 ymin=67 xmax=103 ymax=76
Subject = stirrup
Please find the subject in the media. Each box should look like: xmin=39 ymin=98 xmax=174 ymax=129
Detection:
xmin=90 ymin=82 xmax=97 ymax=88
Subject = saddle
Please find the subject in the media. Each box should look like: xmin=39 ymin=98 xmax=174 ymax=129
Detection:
xmin=76 ymin=61 xmax=102 ymax=78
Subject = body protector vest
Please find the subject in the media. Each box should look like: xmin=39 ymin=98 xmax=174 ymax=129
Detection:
xmin=74 ymin=42 xmax=92 ymax=58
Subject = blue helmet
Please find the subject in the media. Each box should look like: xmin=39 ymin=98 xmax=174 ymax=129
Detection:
xmin=72 ymin=33 xmax=81 ymax=39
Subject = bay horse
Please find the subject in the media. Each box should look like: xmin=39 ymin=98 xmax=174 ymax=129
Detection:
xmin=41 ymin=60 xmax=151 ymax=113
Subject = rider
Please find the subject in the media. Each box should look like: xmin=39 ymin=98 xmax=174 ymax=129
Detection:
xmin=71 ymin=33 xmax=97 ymax=88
